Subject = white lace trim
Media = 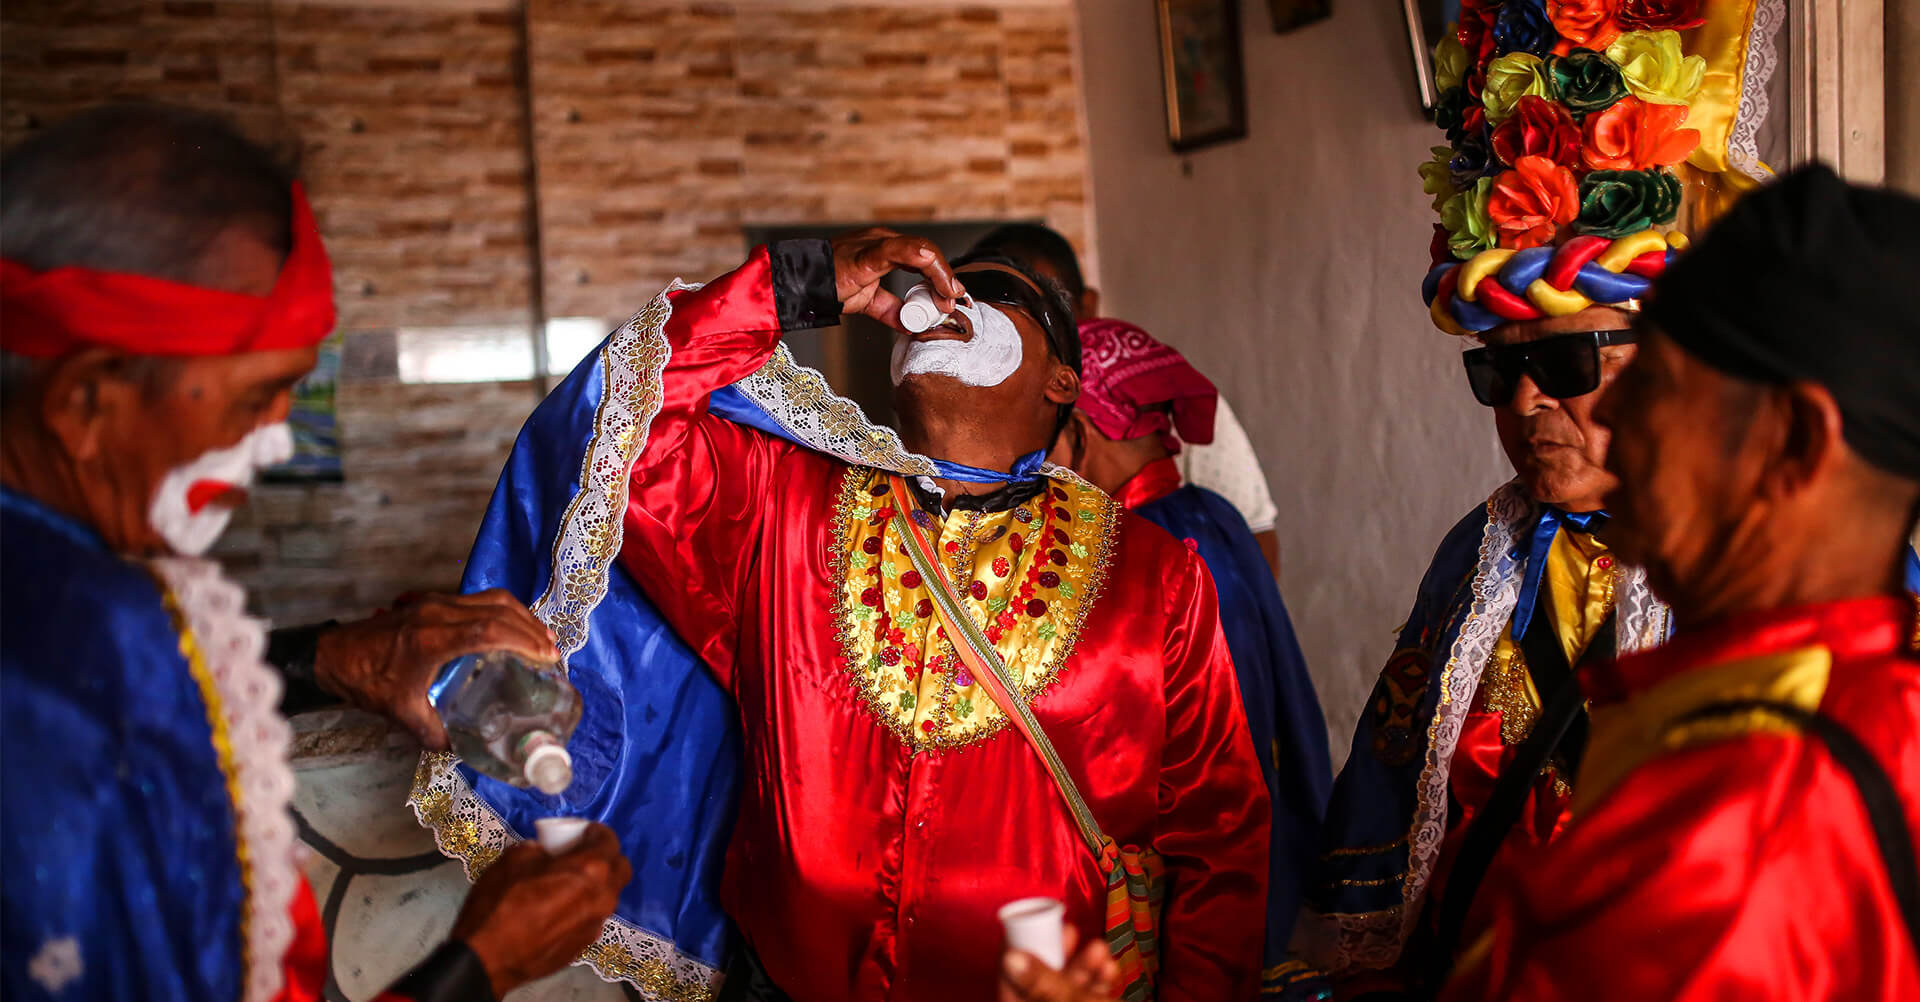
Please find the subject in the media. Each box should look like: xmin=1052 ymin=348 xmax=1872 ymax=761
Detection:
xmin=1729 ymin=0 xmax=1787 ymax=177
xmin=729 ymin=340 xmax=943 ymax=476
xmin=1293 ymin=905 xmax=1406 ymax=974
xmin=149 ymin=557 xmax=298 ymax=1002
xmin=409 ymin=754 xmax=723 ymax=999
xmin=533 ymin=282 xmax=686 ymax=660
xmin=1397 ymin=482 xmax=1531 ymax=951
xmin=410 ymin=281 xmax=723 ymax=998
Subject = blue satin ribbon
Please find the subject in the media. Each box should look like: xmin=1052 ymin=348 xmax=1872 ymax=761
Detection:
xmin=926 ymin=448 xmax=1049 ymax=484
xmin=1510 ymin=507 xmax=1608 ymax=642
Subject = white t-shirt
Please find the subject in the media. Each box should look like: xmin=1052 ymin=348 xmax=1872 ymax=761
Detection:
xmin=1174 ymin=394 xmax=1278 ymax=533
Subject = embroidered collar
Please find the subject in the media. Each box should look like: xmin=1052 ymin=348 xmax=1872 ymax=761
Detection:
xmin=832 ymin=467 xmax=1118 ymax=750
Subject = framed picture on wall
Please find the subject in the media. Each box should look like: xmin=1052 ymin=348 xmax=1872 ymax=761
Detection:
xmin=1157 ymin=0 xmax=1249 ymax=152
xmin=1402 ymin=0 xmax=1460 ymax=114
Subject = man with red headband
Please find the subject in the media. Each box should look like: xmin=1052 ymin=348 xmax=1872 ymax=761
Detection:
xmin=0 ymin=104 xmax=629 ymax=1002
xmin=1047 ymin=317 xmax=1329 ymax=998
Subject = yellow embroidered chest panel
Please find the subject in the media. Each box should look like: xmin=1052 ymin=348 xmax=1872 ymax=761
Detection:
xmin=830 ymin=466 xmax=1118 ymax=751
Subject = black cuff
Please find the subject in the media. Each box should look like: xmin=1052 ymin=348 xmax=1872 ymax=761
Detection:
xmin=387 ymin=939 xmax=496 ymax=1002
xmin=768 ymin=238 xmax=839 ymax=332
xmin=266 ymin=622 xmax=342 ymax=716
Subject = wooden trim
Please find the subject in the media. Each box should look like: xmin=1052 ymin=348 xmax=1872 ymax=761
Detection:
xmin=1796 ymin=0 xmax=1886 ymax=183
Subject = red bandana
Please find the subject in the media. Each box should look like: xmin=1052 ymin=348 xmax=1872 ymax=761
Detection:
xmin=1076 ymin=318 xmax=1218 ymax=450
xmin=0 ymin=182 xmax=337 ymax=358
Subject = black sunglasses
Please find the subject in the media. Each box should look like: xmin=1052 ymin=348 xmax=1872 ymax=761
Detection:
xmin=1462 ymin=330 xmax=1638 ymax=407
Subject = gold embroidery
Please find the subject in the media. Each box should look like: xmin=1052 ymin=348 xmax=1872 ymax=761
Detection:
xmin=1479 ymin=642 xmax=1539 ymax=745
xmin=831 ymin=467 xmax=1117 ymax=750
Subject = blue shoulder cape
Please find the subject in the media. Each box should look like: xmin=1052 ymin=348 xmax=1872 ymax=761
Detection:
xmin=1 ymin=491 xmax=249 ymax=1002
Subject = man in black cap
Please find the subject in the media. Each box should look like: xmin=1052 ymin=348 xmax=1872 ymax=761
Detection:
xmin=1444 ymin=163 xmax=1920 ymax=1000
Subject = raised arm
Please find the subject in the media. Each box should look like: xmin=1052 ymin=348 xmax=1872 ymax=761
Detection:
xmin=615 ymin=232 xmax=964 ymax=687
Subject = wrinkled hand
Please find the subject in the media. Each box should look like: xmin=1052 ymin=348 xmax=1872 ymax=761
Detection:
xmin=830 ymin=227 xmax=967 ymax=331
xmin=451 ymin=822 xmax=631 ymax=997
xmin=998 ymin=925 xmax=1121 ymax=1002
xmin=313 ymin=589 xmax=560 ymax=750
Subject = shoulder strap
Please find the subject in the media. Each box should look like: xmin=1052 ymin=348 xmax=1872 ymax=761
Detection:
xmin=1677 ymin=699 xmax=1920 ymax=962
xmin=1416 ymin=603 xmax=1612 ymax=990
xmin=886 ymin=476 xmax=1110 ymax=859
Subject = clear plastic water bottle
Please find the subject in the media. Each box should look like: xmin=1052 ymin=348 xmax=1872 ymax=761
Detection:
xmin=430 ymin=651 xmax=582 ymax=795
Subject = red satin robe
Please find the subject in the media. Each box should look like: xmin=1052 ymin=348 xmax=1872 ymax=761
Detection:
xmin=1449 ymin=595 xmax=1920 ymax=1001
xmin=614 ymin=249 xmax=1270 ymax=1001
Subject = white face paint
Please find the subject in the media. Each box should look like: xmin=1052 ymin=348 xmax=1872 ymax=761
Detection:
xmin=146 ymin=422 xmax=294 ymax=556
xmin=889 ymin=287 xmax=1025 ymax=388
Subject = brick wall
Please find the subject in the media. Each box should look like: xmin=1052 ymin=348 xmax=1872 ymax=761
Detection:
xmin=2 ymin=0 xmax=1090 ymax=627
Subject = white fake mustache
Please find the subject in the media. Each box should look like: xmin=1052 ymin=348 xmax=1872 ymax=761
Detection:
xmin=889 ymin=295 xmax=1024 ymax=388
xmin=147 ymin=422 xmax=294 ymax=556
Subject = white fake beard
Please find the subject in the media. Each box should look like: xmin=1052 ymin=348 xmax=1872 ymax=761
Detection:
xmin=147 ymin=423 xmax=294 ymax=556
xmin=889 ymin=298 xmax=1024 ymax=388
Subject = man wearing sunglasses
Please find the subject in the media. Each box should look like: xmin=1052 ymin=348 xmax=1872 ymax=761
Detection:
xmin=1447 ymin=162 xmax=1920 ymax=1002
xmin=1288 ymin=3 xmax=1790 ymax=992
xmin=411 ymin=231 xmax=1272 ymax=1001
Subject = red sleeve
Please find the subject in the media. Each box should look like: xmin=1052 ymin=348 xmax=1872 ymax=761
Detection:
xmin=1450 ymin=733 xmax=1920 ymax=1002
xmin=1155 ymin=548 xmax=1271 ymax=1002
xmin=616 ymin=247 xmax=794 ymax=690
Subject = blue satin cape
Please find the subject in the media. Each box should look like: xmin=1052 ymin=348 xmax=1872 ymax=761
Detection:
xmin=1 ymin=490 xmax=249 ymax=1001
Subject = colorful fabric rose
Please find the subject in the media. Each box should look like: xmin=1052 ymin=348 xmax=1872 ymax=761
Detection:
xmin=1495 ymin=0 xmax=1558 ymax=59
xmin=1581 ymin=95 xmax=1701 ymax=170
xmin=1549 ymin=48 xmax=1631 ymax=116
xmin=1575 ymin=167 xmax=1683 ymax=236
xmin=1451 ymin=128 xmax=1500 ymax=187
xmin=1434 ymin=32 xmax=1470 ymax=94
xmin=1617 ymin=0 xmax=1705 ymax=31
xmin=1420 ymin=146 xmax=1457 ymax=211
xmin=1441 ymin=176 xmax=1498 ymax=259
xmin=1482 ymin=53 xmax=1557 ymax=126
xmin=1492 ymin=95 xmax=1583 ymax=168
xmin=1548 ymin=0 xmax=1622 ymax=51
xmin=1606 ymin=30 xmax=1706 ymax=105
xmin=1458 ymin=0 xmax=1502 ymax=63
xmin=1487 ymin=155 xmax=1581 ymax=250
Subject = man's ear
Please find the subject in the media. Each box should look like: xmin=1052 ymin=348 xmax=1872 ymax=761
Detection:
xmin=1045 ymin=364 xmax=1080 ymax=407
xmin=1764 ymin=380 xmax=1847 ymax=502
xmin=37 ymin=349 xmax=140 ymax=464
xmin=1079 ymin=286 xmax=1100 ymax=321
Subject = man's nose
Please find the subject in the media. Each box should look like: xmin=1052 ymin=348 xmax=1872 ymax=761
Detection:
xmin=1506 ymin=373 xmax=1557 ymax=416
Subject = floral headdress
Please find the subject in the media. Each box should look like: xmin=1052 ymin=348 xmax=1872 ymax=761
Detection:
xmin=1420 ymin=0 xmax=1782 ymax=335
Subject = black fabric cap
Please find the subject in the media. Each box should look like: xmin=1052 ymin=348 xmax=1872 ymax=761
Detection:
xmin=1644 ymin=163 xmax=1920 ymax=479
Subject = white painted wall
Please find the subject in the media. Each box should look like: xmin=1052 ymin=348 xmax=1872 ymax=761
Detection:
xmin=1072 ymin=0 xmax=1511 ymax=763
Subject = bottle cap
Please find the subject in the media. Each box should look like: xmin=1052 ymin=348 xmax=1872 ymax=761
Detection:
xmin=525 ymin=742 xmax=573 ymax=795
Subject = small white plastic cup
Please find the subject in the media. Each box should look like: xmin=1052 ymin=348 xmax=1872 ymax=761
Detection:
xmin=535 ymin=817 xmax=590 ymax=854
xmin=997 ymin=897 xmax=1065 ymax=970
xmin=899 ymin=284 xmax=947 ymax=333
